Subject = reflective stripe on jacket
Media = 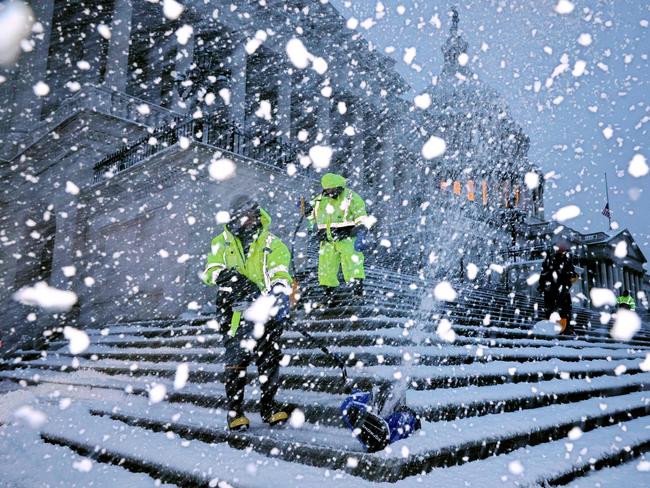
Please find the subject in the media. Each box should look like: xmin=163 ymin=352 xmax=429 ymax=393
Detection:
xmin=307 ymin=189 xmax=367 ymax=241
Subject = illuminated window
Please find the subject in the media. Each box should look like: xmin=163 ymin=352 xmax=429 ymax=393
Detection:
xmin=453 ymin=180 xmax=461 ymax=195
xmin=467 ymin=180 xmax=475 ymax=201
xmin=482 ymin=180 xmax=488 ymax=205
xmin=440 ymin=179 xmax=448 ymax=190
xmin=514 ymin=188 xmax=520 ymax=207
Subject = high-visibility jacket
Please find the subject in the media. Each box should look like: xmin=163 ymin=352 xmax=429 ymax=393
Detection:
xmin=307 ymin=174 xmax=367 ymax=241
xmin=617 ymin=294 xmax=636 ymax=311
xmin=203 ymin=208 xmax=292 ymax=333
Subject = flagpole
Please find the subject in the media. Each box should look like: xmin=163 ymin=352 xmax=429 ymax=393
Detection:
xmin=604 ymin=172 xmax=612 ymax=231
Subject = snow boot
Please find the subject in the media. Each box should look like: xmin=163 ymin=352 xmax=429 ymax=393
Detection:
xmin=228 ymin=414 xmax=250 ymax=431
xmin=351 ymin=279 xmax=364 ymax=297
xmin=264 ymin=410 xmax=290 ymax=426
xmin=261 ymin=401 xmax=291 ymax=426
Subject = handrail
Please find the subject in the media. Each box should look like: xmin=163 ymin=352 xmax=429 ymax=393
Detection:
xmin=93 ymin=113 xmax=301 ymax=182
xmin=2 ymin=84 xmax=183 ymax=163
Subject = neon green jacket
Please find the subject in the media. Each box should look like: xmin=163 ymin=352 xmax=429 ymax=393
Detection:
xmin=307 ymin=173 xmax=367 ymax=240
xmin=203 ymin=207 xmax=292 ymax=293
xmin=617 ymin=294 xmax=636 ymax=311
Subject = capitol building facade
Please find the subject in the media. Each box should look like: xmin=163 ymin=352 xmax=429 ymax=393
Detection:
xmin=1 ymin=1 xmax=647 ymax=346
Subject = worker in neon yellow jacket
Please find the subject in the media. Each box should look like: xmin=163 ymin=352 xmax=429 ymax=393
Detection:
xmin=305 ymin=173 xmax=370 ymax=296
xmin=616 ymin=289 xmax=636 ymax=311
xmin=203 ymin=194 xmax=292 ymax=431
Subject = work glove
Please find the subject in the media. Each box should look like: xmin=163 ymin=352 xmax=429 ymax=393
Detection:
xmin=272 ymin=286 xmax=291 ymax=322
xmin=353 ymin=226 xmax=368 ymax=252
xmin=216 ymin=270 xmax=259 ymax=305
xmin=296 ymin=197 xmax=313 ymax=216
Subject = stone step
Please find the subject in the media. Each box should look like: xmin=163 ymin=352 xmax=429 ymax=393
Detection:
xmin=38 ymin=325 xmax=650 ymax=358
xmin=3 ymin=365 xmax=649 ymax=427
xmin=8 ymin=354 xmax=646 ymax=395
xmin=24 ymin=383 xmax=650 ymax=484
xmin=14 ymin=339 xmax=647 ymax=372
xmin=5 ymin=358 xmax=378 ymax=394
xmin=88 ymin=391 xmax=650 ymax=482
xmin=0 ymin=419 xmax=176 ymax=488
xmin=568 ymin=455 xmax=650 ymax=487
xmin=78 ymin=316 xmax=650 ymax=351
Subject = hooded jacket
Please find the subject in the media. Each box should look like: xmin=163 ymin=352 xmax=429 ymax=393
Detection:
xmin=203 ymin=207 xmax=292 ymax=293
xmin=307 ymin=173 xmax=368 ymax=240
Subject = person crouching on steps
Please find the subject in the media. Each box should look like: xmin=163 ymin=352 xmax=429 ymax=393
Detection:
xmin=202 ymin=195 xmax=293 ymax=431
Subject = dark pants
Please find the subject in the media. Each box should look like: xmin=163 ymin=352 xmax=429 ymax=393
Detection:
xmin=543 ymin=288 xmax=573 ymax=333
xmin=223 ymin=319 xmax=283 ymax=421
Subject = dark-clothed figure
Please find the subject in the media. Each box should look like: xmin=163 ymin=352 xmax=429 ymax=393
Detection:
xmin=203 ymin=195 xmax=292 ymax=430
xmin=538 ymin=242 xmax=577 ymax=334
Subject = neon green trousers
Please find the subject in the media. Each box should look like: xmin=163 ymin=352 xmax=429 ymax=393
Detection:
xmin=318 ymin=237 xmax=365 ymax=287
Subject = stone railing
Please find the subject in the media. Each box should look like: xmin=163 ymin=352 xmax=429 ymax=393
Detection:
xmin=2 ymin=84 xmax=183 ymax=162
xmin=92 ymin=113 xmax=300 ymax=182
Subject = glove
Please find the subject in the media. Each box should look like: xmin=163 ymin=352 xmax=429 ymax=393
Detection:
xmin=353 ymin=226 xmax=368 ymax=252
xmin=297 ymin=198 xmax=313 ymax=216
xmin=272 ymin=289 xmax=290 ymax=322
xmin=216 ymin=270 xmax=259 ymax=305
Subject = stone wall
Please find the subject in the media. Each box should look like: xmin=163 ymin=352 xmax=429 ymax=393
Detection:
xmin=72 ymin=143 xmax=315 ymax=326
xmin=1 ymin=131 xmax=318 ymax=349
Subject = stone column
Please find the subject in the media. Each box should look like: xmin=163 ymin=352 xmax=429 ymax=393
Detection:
xmin=276 ymin=69 xmax=292 ymax=142
xmin=600 ymin=261 xmax=607 ymax=288
xmin=606 ymin=264 xmax=613 ymax=289
xmin=228 ymin=43 xmax=248 ymax=129
xmin=104 ymin=0 xmax=133 ymax=92
xmin=617 ymin=266 xmax=624 ymax=288
xmin=316 ymin=94 xmax=331 ymax=144
xmin=9 ymin=0 xmax=55 ymax=131
xmin=581 ymin=267 xmax=588 ymax=297
xmin=380 ymin=121 xmax=395 ymax=201
xmin=173 ymin=35 xmax=194 ymax=112
xmin=350 ymin=100 xmax=365 ymax=185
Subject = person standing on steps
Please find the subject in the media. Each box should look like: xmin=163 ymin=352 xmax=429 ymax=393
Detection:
xmin=617 ymin=289 xmax=636 ymax=311
xmin=202 ymin=194 xmax=293 ymax=431
xmin=537 ymin=240 xmax=578 ymax=335
xmin=304 ymin=173 xmax=370 ymax=297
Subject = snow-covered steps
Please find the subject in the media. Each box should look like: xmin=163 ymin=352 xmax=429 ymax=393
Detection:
xmin=2 ymin=265 xmax=649 ymax=485
xmin=5 ymin=352 xmax=648 ymax=401
xmin=3 ymin=360 xmax=649 ymax=431
xmin=0 ymin=423 xmax=176 ymax=487
xmin=569 ymin=456 xmax=650 ymax=487
xmin=5 ymin=380 xmax=650 ymax=485
xmin=3 ymin=356 xmax=383 ymax=394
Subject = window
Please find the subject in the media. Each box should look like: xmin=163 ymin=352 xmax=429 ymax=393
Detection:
xmin=467 ymin=180 xmax=475 ymax=201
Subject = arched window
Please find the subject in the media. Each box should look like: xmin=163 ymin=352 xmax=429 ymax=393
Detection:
xmin=453 ymin=180 xmax=461 ymax=195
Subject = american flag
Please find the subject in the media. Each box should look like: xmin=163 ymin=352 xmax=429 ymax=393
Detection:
xmin=602 ymin=203 xmax=611 ymax=219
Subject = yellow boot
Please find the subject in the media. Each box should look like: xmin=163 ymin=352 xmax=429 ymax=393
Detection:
xmin=265 ymin=410 xmax=289 ymax=426
xmin=228 ymin=415 xmax=250 ymax=431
